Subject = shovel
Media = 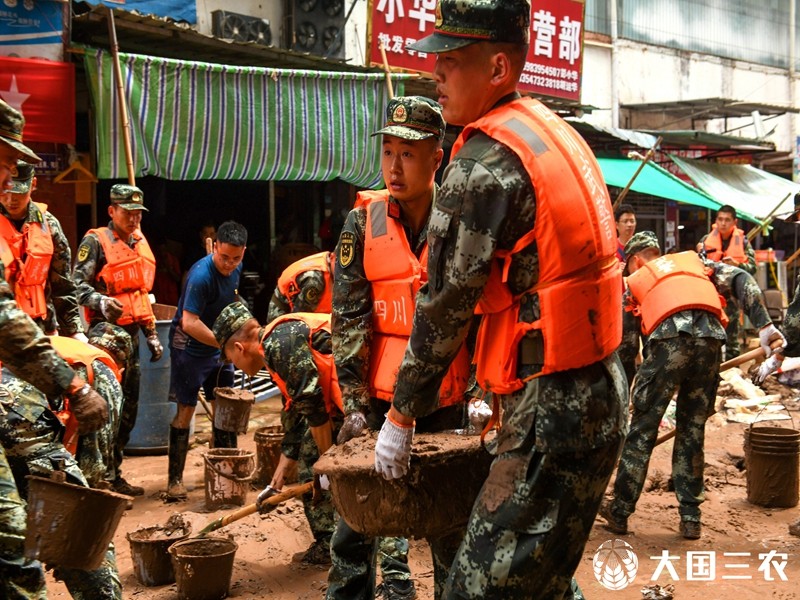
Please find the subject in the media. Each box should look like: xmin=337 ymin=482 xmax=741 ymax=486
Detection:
xmin=194 ymin=480 xmax=314 ymax=538
xmin=654 ymin=347 xmax=765 ymax=447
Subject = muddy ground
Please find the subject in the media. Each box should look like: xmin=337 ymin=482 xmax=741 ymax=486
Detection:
xmin=44 ymin=363 xmax=800 ymax=599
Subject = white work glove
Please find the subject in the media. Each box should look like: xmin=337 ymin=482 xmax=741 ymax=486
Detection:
xmin=467 ymin=398 xmax=493 ymax=435
xmin=759 ymin=324 xmax=787 ymax=358
xmin=256 ymin=484 xmax=280 ymax=514
xmin=70 ymin=332 xmax=88 ymax=343
xmin=146 ymin=334 xmax=164 ymax=362
xmin=374 ymin=417 xmax=414 ymax=480
xmin=318 ymin=474 xmax=331 ymax=491
xmin=99 ymin=296 xmax=125 ymax=322
xmin=752 ymin=355 xmax=783 ymax=386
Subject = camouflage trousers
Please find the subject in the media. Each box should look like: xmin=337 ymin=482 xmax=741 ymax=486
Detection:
xmin=115 ymin=324 xmax=141 ymax=479
xmin=0 ymin=443 xmax=46 ymax=599
xmin=609 ymin=335 xmax=722 ymax=523
xmin=723 ymin=298 xmax=742 ymax=360
xmin=297 ymin=420 xmax=336 ymax=545
xmin=442 ymin=439 xmax=622 ymax=599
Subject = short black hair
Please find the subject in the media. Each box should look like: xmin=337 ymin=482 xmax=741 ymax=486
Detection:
xmin=717 ymin=205 xmax=737 ymax=218
xmin=615 ymin=203 xmax=635 ymax=221
xmin=216 ymin=221 xmax=247 ymax=247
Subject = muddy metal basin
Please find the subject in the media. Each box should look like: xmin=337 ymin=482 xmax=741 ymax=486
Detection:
xmin=314 ymin=432 xmax=493 ymax=539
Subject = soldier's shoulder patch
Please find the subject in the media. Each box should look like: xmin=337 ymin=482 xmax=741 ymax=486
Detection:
xmin=77 ymin=244 xmax=91 ymax=262
xmin=339 ymin=231 xmax=355 ymax=268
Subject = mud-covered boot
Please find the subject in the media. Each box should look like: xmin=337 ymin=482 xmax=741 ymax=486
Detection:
xmin=167 ymin=426 xmax=190 ymax=500
xmin=213 ymin=426 xmax=238 ymax=449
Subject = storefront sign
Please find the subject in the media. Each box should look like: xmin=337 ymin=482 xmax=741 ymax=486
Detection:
xmin=0 ymin=0 xmax=64 ymax=61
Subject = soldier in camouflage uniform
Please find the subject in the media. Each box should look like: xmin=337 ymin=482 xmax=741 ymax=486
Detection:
xmin=267 ymin=251 xmax=334 ymax=322
xmin=0 ymin=98 xmax=109 ymax=599
xmin=0 ymin=372 xmax=122 ymax=599
xmin=601 ymin=231 xmax=785 ymax=540
xmin=0 ymin=161 xmax=86 ymax=340
xmin=213 ymin=302 xmax=342 ymax=565
xmin=73 ymin=185 xmax=164 ymax=497
xmin=697 ymin=205 xmax=758 ymax=360
xmin=372 ymin=3 xmax=629 ymax=598
xmin=331 ymin=96 xmax=472 ymax=600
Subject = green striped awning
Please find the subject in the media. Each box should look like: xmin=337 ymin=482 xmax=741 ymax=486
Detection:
xmin=83 ymin=47 xmax=409 ymax=187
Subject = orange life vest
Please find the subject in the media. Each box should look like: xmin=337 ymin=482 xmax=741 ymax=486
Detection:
xmin=0 ymin=236 xmax=14 ymax=275
xmin=359 ymin=190 xmax=470 ymax=405
xmin=457 ymin=97 xmax=622 ymax=393
xmin=260 ymin=313 xmax=343 ymax=417
xmin=47 ymin=335 xmax=122 ymax=455
xmin=89 ymin=227 xmax=156 ymax=326
xmin=626 ymin=251 xmax=728 ymax=335
xmin=0 ymin=202 xmax=54 ymax=319
xmin=277 ymin=251 xmax=333 ymax=313
xmin=703 ymin=225 xmax=747 ymax=264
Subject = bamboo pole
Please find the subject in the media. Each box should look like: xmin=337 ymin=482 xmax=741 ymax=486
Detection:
xmin=611 ymin=136 xmax=662 ymax=212
xmin=379 ymin=43 xmax=395 ymax=98
xmin=746 ymin=192 xmax=792 ymax=243
xmin=106 ymin=7 xmax=136 ymax=185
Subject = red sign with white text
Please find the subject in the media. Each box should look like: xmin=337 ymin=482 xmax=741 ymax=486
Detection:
xmin=0 ymin=56 xmax=75 ymax=144
xmin=369 ymin=0 xmax=585 ymax=102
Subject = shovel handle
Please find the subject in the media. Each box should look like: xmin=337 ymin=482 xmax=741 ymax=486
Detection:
xmin=196 ymin=481 xmax=314 ymax=537
xmin=655 ymin=347 xmax=768 ymax=448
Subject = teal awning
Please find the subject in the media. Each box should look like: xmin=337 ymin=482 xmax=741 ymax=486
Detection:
xmin=596 ymin=157 xmax=723 ymax=211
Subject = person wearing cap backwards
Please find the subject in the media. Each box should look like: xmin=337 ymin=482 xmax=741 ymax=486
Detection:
xmin=0 ymin=98 xmax=109 ymax=599
xmin=329 ymin=95 xmax=470 ymax=600
xmin=369 ymin=3 xmax=627 ymax=598
xmin=213 ymin=301 xmax=342 ymax=565
xmin=73 ymin=183 xmax=163 ymax=497
xmin=0 ymin=160 xmax=87 ymax=340
xmin=696 ymin=205 xmax=757 ymax=361
xmin=165 ymin=220 xmax=248 ymax=501
xmin=600 ymin=231 xmax=784 ymax=541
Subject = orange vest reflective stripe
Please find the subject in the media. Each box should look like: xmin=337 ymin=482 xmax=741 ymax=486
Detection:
xmin=455 ymin=97 xmax=622 ymax=393
xmin=47 ymin=335 xmax=122 ymax=455
xmin=703 ymin=225 xmax=747 ymax=263
xmin=90 ymin=227 xmax=156 ymax=326
xmin=0 ymin=203 xmax=54 ymax=319
xmin=260 ymin=313 xmax=343 ymax=417
xmin=626 ymin=251 xmax=728 ymax=335
xmin=277 ymin=251 xmax=333 ymax=313
xmin=359 ymin=190 xmax=469 ymax=406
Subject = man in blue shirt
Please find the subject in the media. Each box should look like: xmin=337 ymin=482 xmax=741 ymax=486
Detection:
xmin=166 ymin=220 xmax=247 ymax=500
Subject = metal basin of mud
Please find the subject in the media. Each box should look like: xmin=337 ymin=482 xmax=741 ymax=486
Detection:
xmin=314 ymin=432 xmax=493 ymax=539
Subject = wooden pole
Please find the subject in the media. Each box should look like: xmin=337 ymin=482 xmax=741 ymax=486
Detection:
xmin=746 ymin=192 xmax=792 ymax=243
xmin=612 ymin=136 xmax=662 ymax=212
xmin=106 ymin=7 xmax=136 ymax=185
xmin=379 ymin=43 xmax=395 ymax=98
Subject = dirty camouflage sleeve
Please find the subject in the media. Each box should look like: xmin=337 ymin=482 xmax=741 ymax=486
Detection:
xmin=393 ymin=133 xmax=537 ymax=418
xmin=280 ymin=406 xmax=303 ymax=461
xmin=0 ymin=264 xmax=74 ymax=396
xmin=707 ymin=260 xmax=771 ymax=328
xmin=262 ymin=321 xmax=330 ymax=427
xmin=44 ymin=211 xmax=83 ymax=336
xmin=72 ymin=231 xmax=107 ymax=313
xmin=618 ymin=289 xmax=642 ymax=385
xmin=331 ymin=207 xmax=373 ymax=416
xmin=783 ymin=281 xmax=800 ymax=356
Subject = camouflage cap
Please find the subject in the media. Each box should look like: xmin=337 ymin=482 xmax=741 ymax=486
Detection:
xmin=0 ymin=99 xmax=42 ymax=163
xmin=87 ymin=322 xmax=134 ymax=368
xmin=372 ymin=96 xmax=446 ymax=142
xmin=624 ymin=231 xmax=660 ymax=259
xmin=9 ymin=161 xmax=34 ymax=195
xmin=213 ymin=302 xmax=256 ymax=361
xmin=407 ymin=0 xmax=531 ymax=54
xmin=109 ymin=183 xmax=148 ymax=212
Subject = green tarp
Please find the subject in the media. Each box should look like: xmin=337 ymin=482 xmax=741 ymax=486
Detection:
xmin=83 ymin=47 xmax=411 ymax=187
xmin=670 ymin=155 xmax=799 ymax=223
xmin=596 ymin=157 xmax=723 ymax=211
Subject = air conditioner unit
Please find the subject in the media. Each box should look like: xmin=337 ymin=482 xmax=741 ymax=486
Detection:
xmin=212 ymin=10 xmax=272 ymax=46
xmin=291 ymin=0 xmax=345 ymax=58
